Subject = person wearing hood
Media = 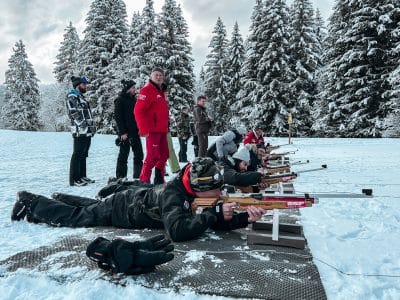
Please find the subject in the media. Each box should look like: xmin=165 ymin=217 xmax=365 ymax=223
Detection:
xmin=134 ymin=67 xmax=169 ymax=185
xmin=66 ymin=75 xmax=96 ymax=187
xmin=206 ymin=126 xmax=247 ymax=162
xmin=114 ymin=79 xmax=144 ymax=179
xmin=221 ymin=146 xmax=262 ymax=187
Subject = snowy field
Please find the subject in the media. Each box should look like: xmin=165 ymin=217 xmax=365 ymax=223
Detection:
xmin=0 ymin=129 xmax=399 ymax=299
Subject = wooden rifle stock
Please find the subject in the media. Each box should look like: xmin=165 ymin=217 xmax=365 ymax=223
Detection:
xmin=192 ymin=196 xmax=313 ymax=213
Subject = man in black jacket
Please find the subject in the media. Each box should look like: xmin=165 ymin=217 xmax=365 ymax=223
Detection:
xmin=11 ymin=158 xmax=265 ymax=242
xmin=114 ymin=79 xmax=144 ymax=179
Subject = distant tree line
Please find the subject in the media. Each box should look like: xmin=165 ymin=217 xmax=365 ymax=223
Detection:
xmin=0 ymin=0 xmax=399 ymax=137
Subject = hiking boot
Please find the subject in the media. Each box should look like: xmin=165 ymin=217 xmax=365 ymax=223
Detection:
xmin=81 ymin=177 xmax=95 ymax=184
xmin=11 ymin=191 xmax=35 ymax=221
xmin=71 ymin=179 xmax=88 ymax=187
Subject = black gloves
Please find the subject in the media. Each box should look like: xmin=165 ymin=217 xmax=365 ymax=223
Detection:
xmin=86 ymin=234 xmax=174 ymax=275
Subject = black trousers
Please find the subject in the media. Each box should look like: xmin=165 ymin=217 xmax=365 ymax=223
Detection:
xmin=178 ymin=137 xmax=188 ymax=162
xmin=69 ymin=136 xmax=91 ymax=184
xmin=197 ymin=132 xmax=208 ymax=157
xmin=192 ymin=135 xmax=199 ymax=157
xmin=28 ymin=190 xmax=163 ymax=230
xmin=116 ymin=132 xmax=144 ymax=178
xmin=30 ymin=194 xmax=113 ymax=227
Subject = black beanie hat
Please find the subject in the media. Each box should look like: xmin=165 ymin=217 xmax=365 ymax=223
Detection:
xmin=121 ymin=79 xmax=136 ymax=92
xmin=71 ymin=75 xmax=90 ymax=88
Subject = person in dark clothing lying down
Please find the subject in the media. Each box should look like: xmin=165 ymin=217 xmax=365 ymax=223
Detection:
xmin=11 ymin=157 xmax=265 ymax=242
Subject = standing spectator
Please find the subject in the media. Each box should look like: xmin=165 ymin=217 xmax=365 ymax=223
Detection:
xmin=134 ymin=68 xmax=169 ymax=185
xmin=114 ymin=79 xmax=144 ymax=179
xmin=193 ymin=95 xmax=212 ymax=157
xmin=176 ymin=106 xmax=191 ymax=162
xmin=206 ymin=126 xmax=247 ymax=162
xmin=190 ymin=122 xmax=199 ymax=157
xmin=67 ymin=76 xmax=96 ymax=186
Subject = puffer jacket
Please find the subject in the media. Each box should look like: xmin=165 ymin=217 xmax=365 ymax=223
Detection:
xmin=66 ymin=89 xmax=95 ymax=137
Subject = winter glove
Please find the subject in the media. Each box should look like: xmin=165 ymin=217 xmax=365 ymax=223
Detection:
xmin=86 ymin=235 xmax=174 ymax=275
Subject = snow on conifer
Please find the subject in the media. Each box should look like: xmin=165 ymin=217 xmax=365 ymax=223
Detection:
xmin=204 ymin=17 xmax=231 ymax=134
xmin=2 ymin=40 xmax=41 ymax=131
xmin=226 ymin=22 xmax=245 ymax=122
xmin=288 ymin=0 xmax=319 ymax=136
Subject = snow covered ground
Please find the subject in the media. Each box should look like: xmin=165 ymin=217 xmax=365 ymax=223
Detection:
xmin=0 ymin=129 xmax=399 ymax=299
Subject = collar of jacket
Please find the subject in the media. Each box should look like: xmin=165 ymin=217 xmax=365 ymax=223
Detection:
xmin=68 ymin=88 xmax=83 ymax=97
xmin=149 ymin=79 xmax=162 ymax=91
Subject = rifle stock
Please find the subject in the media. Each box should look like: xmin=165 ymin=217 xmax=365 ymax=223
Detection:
xmin=192 ymin=196 xmax=313 ymax=213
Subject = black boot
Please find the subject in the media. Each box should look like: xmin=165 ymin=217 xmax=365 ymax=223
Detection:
xmin=11 ymin=191 xmax=38 ymax=221
xmin=153 ymin=168 xmax=165 ymax=185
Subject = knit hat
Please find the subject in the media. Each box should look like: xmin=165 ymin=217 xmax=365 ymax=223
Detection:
xmin=232 ymin=147 xmax=250 ymax=162
xmin=190 ymin=157 xmax=224 ymax=192
xmin=151 ymin=67 xmax=164 ymax=74
xmin=121 ymin=79 xmax=136 ymax=92
xmin=71 ymin=75 xmax=90 ymax=88
xmin=236 ymin=126 xmax=247 ymax=135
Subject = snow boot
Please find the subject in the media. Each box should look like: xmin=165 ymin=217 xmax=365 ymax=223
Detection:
xmin=11 ymin=191 xmax=38 ymax=221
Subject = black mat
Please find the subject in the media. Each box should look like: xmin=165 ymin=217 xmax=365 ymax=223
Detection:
xmin=0 ymin=222 xmax=326 ymax=299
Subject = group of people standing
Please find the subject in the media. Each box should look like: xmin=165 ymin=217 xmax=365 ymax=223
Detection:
xmin=66 ymin=68 xmax=217 ymax=187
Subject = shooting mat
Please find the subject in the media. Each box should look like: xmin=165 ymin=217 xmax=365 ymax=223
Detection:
xmin=0 ymin=212 xmax=326 ymax=299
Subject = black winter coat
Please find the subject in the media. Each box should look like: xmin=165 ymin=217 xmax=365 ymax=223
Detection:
xmin=222 ymin=156 xmax=262 ymax=186
xmin=114 ymin=92 xmax=139 ymax=136
xmin=106 ymin=165 xmax=249 ymax=242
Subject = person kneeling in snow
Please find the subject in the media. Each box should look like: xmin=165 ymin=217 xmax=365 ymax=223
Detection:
xmin=86 ymin=234 xmax=174 ymax=275
xmin=11 ymin=157 xmax=265 ymax=242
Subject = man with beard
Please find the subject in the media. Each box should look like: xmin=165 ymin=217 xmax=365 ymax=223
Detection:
xmin=67 ymin=76 xmax=96 ymax=186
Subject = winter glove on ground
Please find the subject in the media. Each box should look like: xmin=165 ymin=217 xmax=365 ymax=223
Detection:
xmin=86 ymin=235 xmax=174 ymax=275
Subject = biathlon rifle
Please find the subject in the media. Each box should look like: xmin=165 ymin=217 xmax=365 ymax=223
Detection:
xmin=191 ymin=189 xmax=372 ymax=214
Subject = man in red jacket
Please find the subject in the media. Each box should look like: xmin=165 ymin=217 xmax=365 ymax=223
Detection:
xmin=243 ymin=123 xmax=267 ymax=146
xmin=134 ymin=67 xmax=169 ymax=184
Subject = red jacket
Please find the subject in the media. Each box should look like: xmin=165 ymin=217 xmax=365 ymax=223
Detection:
xmin=243 ymin=130 xmax=264 ymax=145
xmin=134 ymin=81 xmax=169 ymax=136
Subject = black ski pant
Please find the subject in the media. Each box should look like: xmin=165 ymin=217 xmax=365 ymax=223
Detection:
xmin=191 ymin=135 xmax=199 ymax=157
xmin=28 ymin=190 xmax=163 ymax=230
xmin=69 ymin=136 xmax=91 ymax=184
xmin=30 ymin=194 xmax=113 ymax=227
xmin=116 ymin=131 xmax=144 ymax=179
xmin=178 ymin=137 xmax=188 ymax=162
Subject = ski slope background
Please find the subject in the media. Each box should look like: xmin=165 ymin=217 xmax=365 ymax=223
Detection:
xmin=0 ymin=129 xmax=399 ymax=300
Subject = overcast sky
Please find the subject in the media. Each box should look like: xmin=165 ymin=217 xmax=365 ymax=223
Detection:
xmin=0 ymin=0 xmax=334 ymax=84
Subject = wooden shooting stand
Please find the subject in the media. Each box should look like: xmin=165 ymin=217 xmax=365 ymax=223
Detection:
xmin=247 ymin=210 xmax=306 ymax=249
xmin=247 ymin=182 xmax=306 ymax=249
